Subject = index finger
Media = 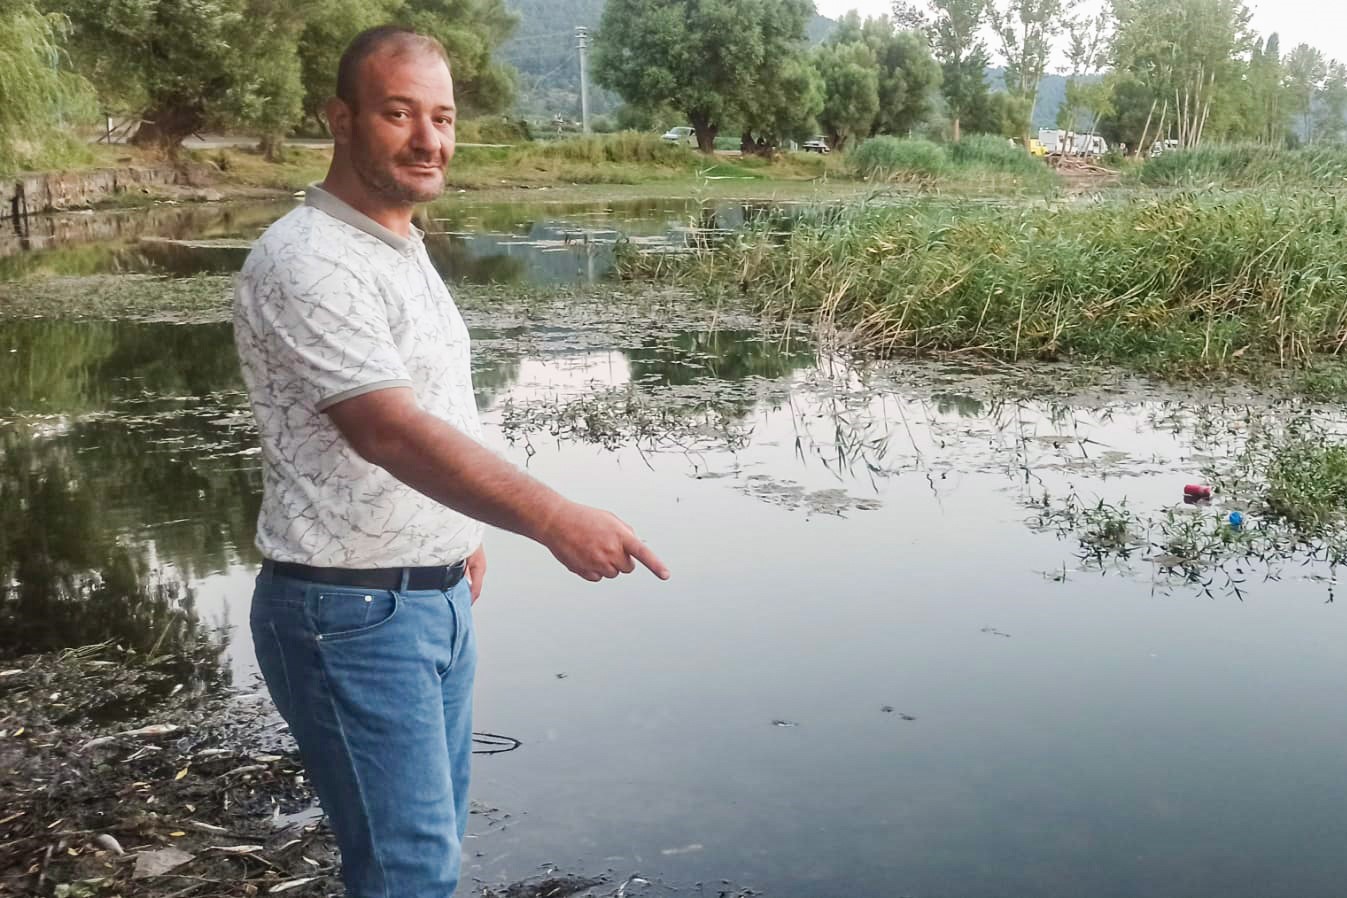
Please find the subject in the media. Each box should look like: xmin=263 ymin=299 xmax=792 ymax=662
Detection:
xmin=625 ymin=536 xmax=670 ymax=580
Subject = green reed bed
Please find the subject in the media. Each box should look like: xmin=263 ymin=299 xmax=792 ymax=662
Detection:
xmin=622 ymin=191 xmax=1347 ymax=371
xmin=849 ymin=135 xmax=1057 ymax=190
xmin=1141 ymin=144 xmax=1347 ymax=188
xmin=517 ymin=132 xmax=696 ymax=165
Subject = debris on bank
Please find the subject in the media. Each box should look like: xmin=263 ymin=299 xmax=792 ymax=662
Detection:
xmin=0 ymin=642 xmax=334 ymax=898
xmin=0 ymin=644 xmax=618 ymax=898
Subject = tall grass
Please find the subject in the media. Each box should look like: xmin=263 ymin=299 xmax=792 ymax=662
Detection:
xmin=623 ymin=191 xmax=1347 ymax=369
xmin=1141 ymin=144 xmax=1347 ymax=188
xmin=457 ymin=116 xmax=531 ymax=144
xmin=948 ymin=134 xmax=1051 ymax=181
xmin=519 ymin=132 xmax=697 ymax=166
xmin=850 ymin=134 xmax=1055 ymax=189
xmin=850 ymin=137 xmax=947 ymax=180
xmin=1263 ymin=439 xmax=1347 ymax=530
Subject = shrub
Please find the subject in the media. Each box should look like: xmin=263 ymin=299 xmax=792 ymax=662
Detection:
xmin=850 ymin=137 xmax=946 ymax=180
xmin=949 ymin=134 xmax=1045 ymax=178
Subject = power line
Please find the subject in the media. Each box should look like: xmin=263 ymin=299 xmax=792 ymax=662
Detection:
xmin=499 ymin=29 xmax=579 ymax=47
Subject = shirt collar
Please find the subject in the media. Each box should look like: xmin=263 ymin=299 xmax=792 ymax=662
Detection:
xmin=304 ymin=183 xmax=423 ymax=254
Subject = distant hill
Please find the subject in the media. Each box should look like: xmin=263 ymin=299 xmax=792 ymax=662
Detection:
xmin=806 ymin=13 xmax=837 ymax=44
xmin=499 ymin=0 xmax=613 ymax=119
xmin=985 ymin=68 xmax=1071 ymax=130
xmin=499 ymin=0 xmax=837 ymax=121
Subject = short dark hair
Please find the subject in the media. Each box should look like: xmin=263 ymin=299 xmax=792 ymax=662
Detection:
xmin=335 ymin=25 xmax=451 ymax=109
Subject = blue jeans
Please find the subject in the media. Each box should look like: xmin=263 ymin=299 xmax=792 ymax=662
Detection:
xmin=250 ymin=564 xmax=477 ymax=898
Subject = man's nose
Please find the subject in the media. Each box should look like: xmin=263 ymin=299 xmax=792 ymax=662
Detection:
xmin=409 ymin=115 xmax=437 ymax=151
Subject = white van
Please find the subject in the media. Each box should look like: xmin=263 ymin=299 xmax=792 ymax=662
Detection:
xmin=661 ymin=126 xmax=695 ymax=146
xmin=1038 ymin=129 xmax=1108 ymax=157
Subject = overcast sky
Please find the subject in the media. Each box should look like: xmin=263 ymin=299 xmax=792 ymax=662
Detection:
xmin=812 ymin=0 xmax=1347 ymax=68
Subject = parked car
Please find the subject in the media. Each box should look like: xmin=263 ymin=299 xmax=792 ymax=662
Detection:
xmin=802 ymin=137 xmax=830 ymax=154
xmin=661 ymin=126 xmax=695 ymax=146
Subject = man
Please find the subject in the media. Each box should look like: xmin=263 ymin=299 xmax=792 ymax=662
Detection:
xmin=234 ymin=25 xmax=669 ymax=898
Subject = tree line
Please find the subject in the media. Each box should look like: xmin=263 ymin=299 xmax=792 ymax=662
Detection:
xmin=0 ymin=0 xmax=518 ymax=170
xmin=594 ymin=0 xmax=1347 ymax=155
xmin=2 ymin=0 xmax=1345 ymax=174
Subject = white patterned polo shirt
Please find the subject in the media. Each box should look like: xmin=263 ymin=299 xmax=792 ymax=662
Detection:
xmin=233 ymin=184 xmax=484 ymax=568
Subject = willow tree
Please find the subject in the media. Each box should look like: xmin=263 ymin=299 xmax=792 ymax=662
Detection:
xmin=593 ymin=0 xmax=815 ymax=153
xmin=1283 ymin=43 xmax=1327 ymax=143
xmin=832 ymin=13 xmax=941 ymax=136
xmin=1058 ymin=12 xmax=1112 ymax=139
xmin=815 ymin=40 xmax=880 ymax=149
xmin=894 ymin=0 xmax=990 ymax=141
xmin=989 ymin=0 xmax=1075 ymax=137
xmin=0 ymin=1 xmax=91 ymax=173
xmin=1110 ymin=0 xmax=1254 ymax=151
xmin=51 ymin=0 xmax=262 ymax=154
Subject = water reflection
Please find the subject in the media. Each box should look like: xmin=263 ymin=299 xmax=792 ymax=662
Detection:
xmin=0 ymin=316 xmax=824 ymax=657
xmin=0 ymin=320 xmax=262 ymax=665
xmin=626 ymin=330 xmax=814 ymax=387
xmin=932 ymin=391 xmax=986 ymax=418
xmin=0 ymin=198 xmax=814 ymax=287
xmin=0 ymin=203 xmax=290 ymax=282
xmin=8 ymin=310 xmax=1347 ymax=895
xmin=1 ymin=319 xmax=245 ymax=412
xmin=0 ymin=427 xmax=230 ymax=713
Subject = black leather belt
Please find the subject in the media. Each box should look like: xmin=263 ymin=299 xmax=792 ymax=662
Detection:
xmin=267 ymin=560 xmax=467 ymax=591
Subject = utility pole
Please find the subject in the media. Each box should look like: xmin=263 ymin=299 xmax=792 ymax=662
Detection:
xmin=575 ymin=26 xmax=591 ymax=134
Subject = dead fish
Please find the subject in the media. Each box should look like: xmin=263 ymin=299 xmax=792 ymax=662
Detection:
xmin=270 ymin=877 xmax=317 ymax=893
xmin=193 ymin=748 xmax=233 ymax=759
xmin=220 ymin=764 xmax=267 ymax=778
xmin=82 ymin=723 xmax=183 ymax=752
xmin=118 ymin=723 xmax=182 ymax=739
xmin=93 ymin=834 xmax=125 ymax=855
xmin=206 ymin=845 xmax=266 ymax=855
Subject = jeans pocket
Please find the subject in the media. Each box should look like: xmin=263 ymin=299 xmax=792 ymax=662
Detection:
xmin=307 ymin=588 xmax=400 ymax=642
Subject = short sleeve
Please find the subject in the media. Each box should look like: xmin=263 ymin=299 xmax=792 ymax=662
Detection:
xmin=251 ymin=252 xmax=412 ymax=411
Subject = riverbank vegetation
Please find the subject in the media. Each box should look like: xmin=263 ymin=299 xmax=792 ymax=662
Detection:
xmin=849 ymin=134 xmax=1056 ymax=189
xmin=621 ymin=190 xmax=1347 ymax=374
xmin=7 ymin=0 xmax=1347 ymax=178
xmin=1139 ymin=143 xmax=1347 ymax=187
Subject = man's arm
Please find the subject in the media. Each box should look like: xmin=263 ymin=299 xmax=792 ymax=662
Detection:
xmin=325 ymin=386 xmax=669 ymax=582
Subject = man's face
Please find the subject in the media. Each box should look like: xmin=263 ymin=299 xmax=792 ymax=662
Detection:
xmin=339 ymin=48 xmax=456 ymax=204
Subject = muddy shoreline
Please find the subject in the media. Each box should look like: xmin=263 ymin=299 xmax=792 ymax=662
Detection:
xmin=0 ymin=643 xmax=339 ymax=898
xmin=0 ymin=644 xmax=679 ymax=898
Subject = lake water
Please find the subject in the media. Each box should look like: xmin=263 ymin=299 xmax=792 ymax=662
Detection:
xmin=4 ymin=199 xmax=1347 ymax=898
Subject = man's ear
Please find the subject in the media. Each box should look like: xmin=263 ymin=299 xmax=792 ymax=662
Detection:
xmin=327 ymin=97 xmax=354 ymax=145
